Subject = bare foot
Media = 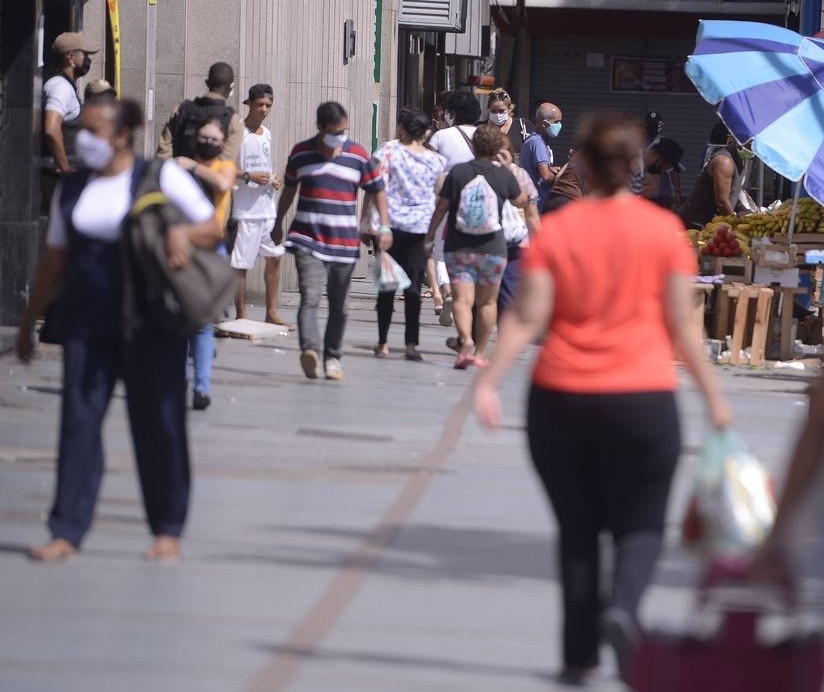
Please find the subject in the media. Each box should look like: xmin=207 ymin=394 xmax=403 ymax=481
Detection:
xmin=29 ymin=538 xmax=78 ymax=562
xmin=144 ymin=535 xmax=182 ymax=562
xmin=265 ymin=314 xmax=296 ymax=331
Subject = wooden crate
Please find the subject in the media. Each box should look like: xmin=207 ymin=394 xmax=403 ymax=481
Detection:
xmin=712 ymin=283 xmax=774 ymax=366
xmin=770 ymin=234 xmax=824 ymax=265
xmin=701 ymin=256 xmax=753 ymax=283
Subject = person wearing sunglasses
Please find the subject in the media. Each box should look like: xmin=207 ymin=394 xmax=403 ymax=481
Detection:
xmin=486 ymin=88 xmax=535 ymax=164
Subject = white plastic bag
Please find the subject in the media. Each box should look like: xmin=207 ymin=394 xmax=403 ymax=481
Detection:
xmin=374 ymin=250 xmax=411 ymax=293
xmin=682 ymin=429 xmax=776 ymax=560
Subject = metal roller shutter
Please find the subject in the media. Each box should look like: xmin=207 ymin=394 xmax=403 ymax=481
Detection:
xmin=529 ymin=36 xmax=719 ymax=192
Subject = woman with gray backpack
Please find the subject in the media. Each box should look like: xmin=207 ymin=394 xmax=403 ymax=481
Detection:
xmin=425 ymin=124 xmax=526 ymax=369
xmin=17 ymin=97 xmax=221 ymax=562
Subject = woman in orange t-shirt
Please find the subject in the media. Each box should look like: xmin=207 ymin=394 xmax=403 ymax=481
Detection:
xmin=474 ymin=113 xmax=732 ymax=687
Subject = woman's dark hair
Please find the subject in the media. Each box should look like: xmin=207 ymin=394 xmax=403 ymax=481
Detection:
xmin=397 ymin=106 xmax=431 ymax=140
xmin=317 ymin=101 xmax=348 ymax=127
xmin=190 ymin=115 xmax=228 ymax=139
xmin=443 ymin=91 xmax=481 ymax=126
xmin=473 ymin=124 xmax=506 ymax=158
xmin=84 ymin=96 xmax=143 ymax=145
xmin=576 ymin=112 xmax=641 ymax=196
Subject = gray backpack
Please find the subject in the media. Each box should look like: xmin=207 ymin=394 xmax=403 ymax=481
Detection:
xmin=123 ymin=159 xmax=237 ymax=338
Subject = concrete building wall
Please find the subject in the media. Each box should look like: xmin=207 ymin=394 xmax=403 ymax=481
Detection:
xmin=81 ymin=0 xmax=400 ymax=298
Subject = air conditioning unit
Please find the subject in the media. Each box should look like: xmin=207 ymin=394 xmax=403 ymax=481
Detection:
xmin=399 ymin=0 xmax=468 ymax=33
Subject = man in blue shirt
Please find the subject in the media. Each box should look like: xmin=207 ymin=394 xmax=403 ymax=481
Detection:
xmin=519 ymin=102 xmax=563 ymax=212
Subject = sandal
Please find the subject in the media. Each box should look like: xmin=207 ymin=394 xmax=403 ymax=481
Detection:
xmin=373 ymin=343 xmax=390 ymax=358
xmin=405 ymin=347 xmax=423 ymax=362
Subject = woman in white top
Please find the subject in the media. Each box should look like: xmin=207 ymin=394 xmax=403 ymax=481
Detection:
xmin=17 ymin=97 xmax=220 ymax=562
xmin=371 ymin=107 xmax=445 ymax=361
xmin=426 ymin=91 xmax=482 ymax=328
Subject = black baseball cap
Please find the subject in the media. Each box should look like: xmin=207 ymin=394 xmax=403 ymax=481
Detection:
xmin=645 ymin=111 xmax=664 ymax=130
xmin=244 ymin=83 xmax=273 ymax=104
xmin=651 ymin=136 xmax=686 ymax=172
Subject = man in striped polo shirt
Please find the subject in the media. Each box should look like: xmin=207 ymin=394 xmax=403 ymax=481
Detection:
xmin=273 ymin=101 xmax=390 ymax=381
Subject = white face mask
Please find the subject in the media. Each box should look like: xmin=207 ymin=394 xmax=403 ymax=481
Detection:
xmin=488 ymin=111 xmax=509 ymax=127
xmin=322 ymin=132 xmax=348 ymax=149
xmin=76 ymin=129 xmax=115 ymax=171
xmin=444 ymin=112 xmax=455 ymax=127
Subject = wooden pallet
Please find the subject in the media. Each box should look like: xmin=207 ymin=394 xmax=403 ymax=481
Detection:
xmin=712 ymin=283 xmax=774 ymax=366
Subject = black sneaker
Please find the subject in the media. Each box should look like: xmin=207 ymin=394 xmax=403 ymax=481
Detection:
xmin=192 ymin=391 xmax=211 ymax=411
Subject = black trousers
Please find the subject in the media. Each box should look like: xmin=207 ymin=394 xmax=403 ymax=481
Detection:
xmin=49 ymin=328 xmax=190 ymax=547
xmin=377 ymin=229 xmax=427 ymax=346
xmin=527 ymin=386 xmax=681 ymax=669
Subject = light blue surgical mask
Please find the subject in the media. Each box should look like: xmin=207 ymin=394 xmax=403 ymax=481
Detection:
xmin=547 ymin=121 xmax=563 ymax=138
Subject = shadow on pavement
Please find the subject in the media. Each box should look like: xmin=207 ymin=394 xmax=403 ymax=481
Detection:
xmin=250 ymin=642 xmax=555 ymax=683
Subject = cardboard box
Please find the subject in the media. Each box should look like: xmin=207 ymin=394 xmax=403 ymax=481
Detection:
xmin=752 ymin=266 xmax=800 ymax=288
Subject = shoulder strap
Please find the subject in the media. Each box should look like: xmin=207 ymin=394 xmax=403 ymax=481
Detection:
xmin=455 ymin=126 xmax=475 ymax=155
xmin=131 ymin=157 xmax=161 ymax=198
xmin=58 ymin=169 xmax=93 ymax=240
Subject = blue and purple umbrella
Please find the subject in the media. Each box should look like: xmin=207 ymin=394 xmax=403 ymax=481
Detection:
xmin=685 ymin=19 xmax=824 ymax=205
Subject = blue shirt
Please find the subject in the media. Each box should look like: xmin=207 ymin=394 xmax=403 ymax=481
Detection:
xmin=519 ymin=132 xmax=554 ymax=210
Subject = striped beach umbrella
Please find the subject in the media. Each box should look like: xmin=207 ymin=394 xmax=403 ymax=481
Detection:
xmin=685 ymin=20 xmax=824 ymax=205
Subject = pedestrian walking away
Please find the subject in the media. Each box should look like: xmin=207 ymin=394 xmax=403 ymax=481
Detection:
xmin=176 ymin=117 xmax=237 ymax=411
xmin=368 ymin=107 xmax=446 ymax=361
xmin=156 ymin=61 xmax=243 ymax=163
xmin=16 ymin=97 xmax=221 ymax=562
xmin=231 ymin=83 xmax=291 ymax=328
xmin=425 ymin=124 xmax=527 ymax=369
xmin=473 ymin=112 xmax=732 ymax=687
xmin=273 ymin=101 xmax=390 ymax=382
xmin=496 ymin=139 xmax=540 ymax=316
xmin=427 ymin=91 xmax=482 ymax=327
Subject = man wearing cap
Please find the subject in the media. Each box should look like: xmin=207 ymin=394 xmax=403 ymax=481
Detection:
xmin=639 ymin=137 xmax=685 ymax=206
xmin=642 ymin=111 xmax=683 ymax=210
xmin=156 ymin=61 xmax=243 ymax=163
xmin=41 ymin=32 xmax=99 ymax=204
xmin=230 ymin=83 xmax=291 ymax=328
xmin=84 ymin=79 xmax=116 ymax=101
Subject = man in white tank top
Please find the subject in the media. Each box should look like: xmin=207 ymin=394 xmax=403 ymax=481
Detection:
xmin=231 ymin=84 xmax=293 ymax=328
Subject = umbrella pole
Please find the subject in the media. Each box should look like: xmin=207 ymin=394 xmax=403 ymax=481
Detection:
xmin=788 ymin=181 xmax=802 ymax=243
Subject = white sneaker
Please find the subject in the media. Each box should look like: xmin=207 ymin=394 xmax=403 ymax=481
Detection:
xmin=438 ymin=296 xmax=454 ymax=327
xmin=324 ymin=357 xmax=343 ymax=381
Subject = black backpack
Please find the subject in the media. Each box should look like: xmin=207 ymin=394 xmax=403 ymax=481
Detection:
xmin=171 ymin=96 xmax=234 ymax=157
xmin=123 ymin=159 xmax=238 ymax=338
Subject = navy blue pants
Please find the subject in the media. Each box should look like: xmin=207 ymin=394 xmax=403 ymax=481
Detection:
xmin=49 ymin=329 xmax=190 ymax=547
xmin=497 ymin=245 xmax=522 ymax=315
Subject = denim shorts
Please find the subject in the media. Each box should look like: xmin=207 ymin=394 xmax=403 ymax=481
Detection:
xmin=444 ymin=251 xmax=507 ymax=286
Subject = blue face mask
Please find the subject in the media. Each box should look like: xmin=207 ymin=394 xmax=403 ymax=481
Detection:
xmin=547 ymin=121 xmax=563 ymax=138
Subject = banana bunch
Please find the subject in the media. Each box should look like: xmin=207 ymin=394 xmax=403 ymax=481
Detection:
xmin=773 ymin=197 xmax=822 ymax=235
xmin=735 ymin=213 xmax=780 ymax=238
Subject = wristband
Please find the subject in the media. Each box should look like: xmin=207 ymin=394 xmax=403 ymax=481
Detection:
xmin=377 ymin=225 xmax=392 ymax=235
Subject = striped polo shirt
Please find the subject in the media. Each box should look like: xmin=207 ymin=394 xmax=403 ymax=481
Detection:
xmin=284 ymin=136 xmax=385 ymax=263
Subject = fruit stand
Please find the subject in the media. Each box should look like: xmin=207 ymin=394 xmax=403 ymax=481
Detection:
xmin=691 ymin=198 xmax=824 ymax=365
